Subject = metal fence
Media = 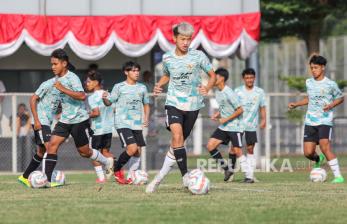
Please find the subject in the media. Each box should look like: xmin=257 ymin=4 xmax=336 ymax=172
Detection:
xmin=0 ymin=93 xmax=346 ymax=173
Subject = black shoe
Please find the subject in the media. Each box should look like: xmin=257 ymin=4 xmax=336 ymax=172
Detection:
xmin=243 ymin=178 xmax=254 ymax=184
xmin=224 ymin=170 xmax=234 ymax=182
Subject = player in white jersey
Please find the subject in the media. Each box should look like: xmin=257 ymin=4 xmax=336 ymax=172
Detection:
xmin=146 ymin=22 xmax=216 ymax=193
xmin=43 ymin=49 xmax=113 ymax=187
xmin=18 ymin=77 xmax=60 ymax=187
xmin=207 ymin=68 xmax=253 ymax=183
xmin=288 ymin=55 xmax=344 ymax=183
xmin=86 ymin=71 xmax=115 ymax=183
xmin=103 ymin=61 xmax=150 ymax=185
xmin=234 ymin=68 xmax=266 ymax=182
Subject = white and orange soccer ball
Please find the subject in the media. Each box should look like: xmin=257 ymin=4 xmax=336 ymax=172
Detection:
xmin=127 ymin=170 xmax=149 ymax=185
xmin=51 ymin=170 xmax=65 ymax=185
xmin=310 ymin=168 xmax=327 ymax=182
xmin=187 ymin=169 xmax=210 ymax=195
xmin=28 ymin=171 xmax=48 ymax=188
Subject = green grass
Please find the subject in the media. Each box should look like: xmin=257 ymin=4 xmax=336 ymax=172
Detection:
xmin=1 ymin=168 xmax=347 ymax=224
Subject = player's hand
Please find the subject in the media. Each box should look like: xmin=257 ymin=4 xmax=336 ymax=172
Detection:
xmin=288 ymin=102 xmax=297 ymax=110
xmin=260 ymin=120 xmax=266 ymax=129
xmin=33 ymin=121 xmax=42 ymax=131
xmin=323 ymin=104 xmax=333 ymax=112
xmin=218 ymin=118 xmax=229 ymax=125
xmin=210 ymin=112 xmax=219 ymax=121
xmin=53 ymin=81 xmax=64 ymax=92
xmin=102 ymin=91 xmax=109 ymax=99
xmin=143 ymin=119 xmax=149 ymax=127
xmin=198 ymin=85 xmax=208 ymax=96
xmin=153 ymin=84 xmax=163 ymax=96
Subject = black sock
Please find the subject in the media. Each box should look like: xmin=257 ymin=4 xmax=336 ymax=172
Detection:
xmin=210 ymin=149 xmax=227 ymax=171
xmin=306 ymin=154 xmax=320 ymax=163
xmin=173 ymin=147 xmax=188 ymax=176
xmin=23 ymin=154 xmax=43 ymax=178
xmin=44 ymin=154 xmax=57 ymax=182
xmin=229 ymin=153 xmax=237 ymax=170
xmin=114 ymin=151 xmax=131 ymax=172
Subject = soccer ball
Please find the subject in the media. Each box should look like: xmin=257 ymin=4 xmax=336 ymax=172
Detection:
xmin=187 ymin=169 xmax=210 ymax=195
xmin=127 ymin=170 xmax=148 ymax=185
xmin=28 ymin=171 xmax=48 ymax=188
xmin=51 ymin=170 xmax=65 ymax=185
xmin=310 ymin=168 xmax=327 ymax=182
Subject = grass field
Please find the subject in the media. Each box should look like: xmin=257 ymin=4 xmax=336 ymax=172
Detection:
xmin=1 ymin=161 xmax=347 ymax=224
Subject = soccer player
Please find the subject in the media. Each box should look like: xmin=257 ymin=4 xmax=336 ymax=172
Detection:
xmin=146 ymin=22 xmax=216 ymax=193
xmin=234 ymin=68 xmax=266 ymax=181
xmin=102 ymin=61 xmax=150 ymax=184
xmin=288 ymin=55 xmax=344 ymax=183
xmin=207 ymin=68 xmax=253 ymax=183
xmin=18 ymin=77 xmax=61 ymax=187
xmin=43 ymin=49 xmax=113 ymax=187
xmin=86 ymin=71 xmax=114 ymax=183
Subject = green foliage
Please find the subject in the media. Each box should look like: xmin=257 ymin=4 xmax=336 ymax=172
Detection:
xmin=261 ymin=0 xmax=347 ymax=41
xmin=286 ymin=109 xmax=306 ymax=123
xmin=280 ymin=76 xmax=307 ymax=92
xmin=336 ymin=80 xmax=347 ymax=90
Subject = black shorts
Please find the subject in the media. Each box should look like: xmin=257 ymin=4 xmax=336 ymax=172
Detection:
xmin=91 ymin=133 xmax=112 ymax=150
xmin=304 ymin=125 xmax=332 ymax=143
xmin=32 ymin=125 xmax=51 ymax=146
xmin=165 ymin=105 xmax=199 ymax=140
xmin=211 ymin=128 xmax=243 ymax=148
xmin=244 ymin=131 xmax=258 ymax=145
xmin=52 ymin=119 xmax=92 ymax=147
xmin=117 ymin=128 xmax=146 ymax=148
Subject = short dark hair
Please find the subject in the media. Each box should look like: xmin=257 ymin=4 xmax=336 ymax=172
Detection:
xmin=309 ymin=55 xmax=327 ymax=66
xmin=242 ymin=68 xmax=256 ymax=77
xmin=87 ymin=70 xmax=103 ymax=85
xmin=215 ymin=68 xmax=229 ymax=82
xmin=51 ymin=48 xmax=69 ymax=62
xmin=122 ymin=61 xmax=141 ymax=72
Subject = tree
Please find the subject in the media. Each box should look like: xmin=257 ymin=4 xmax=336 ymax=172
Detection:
xmin=261 ymin=0 xmax=347 ymax=56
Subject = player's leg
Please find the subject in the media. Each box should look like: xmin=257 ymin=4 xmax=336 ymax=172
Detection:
xmin=245 ymin=131 xmax=258 ymax=181
xmin=146 ymin=147 xmax=176 ymax=193
xmin=19 ymin=126 xmax=50 ymax=187
xmin=91 ymin=135 xmax=106 ymax=183
xmin=303 ymin=125 xmax=323 ymax=167
xmin=230 ymin=132 xmax=253 ymax=183
xmin=318 ymin=126 xmax=344 ymax=183
xmin=128 ymin=148 xmax=141 ymax=172
xmin=114 ymin=128 xmax=139 ymax=184
xmin=207 ymin=129 xmax=233 ymax=181
xmin=71 ymin=121 xmax=114 ymax=176
xmin=44 ymin=134 xmax=66 ymax=184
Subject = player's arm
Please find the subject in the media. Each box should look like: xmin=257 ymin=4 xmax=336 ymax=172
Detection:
xmin=323 ymin=97 xmax=344 ymax=112
xmin=199 ymin=70 xmax=217 ymax=96
xmin=54 ymin=81 xmax=86 ymax=101
xmin=29 ymin=94 xmax=42 ymax=130
xmin=219 ymin=106 xmax=243 ymax=125
xmin=89 ymin=108 xmax=100 ymax=118
xmin=143 ymin=104 xmax=150 ymax=127
xmin=153 ymin=74 xmax=170 ymax=96
xmin=210 ymin=111 xmax=220 ymax=121
xmin=288 ymin=96 xmax=308 ymax=109
xmin=259 ymin=107 xmax=266 ymax=129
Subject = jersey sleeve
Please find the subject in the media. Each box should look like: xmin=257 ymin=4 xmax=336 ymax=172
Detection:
xmin=227 ymin=89 xmax=241 ymax=109
xmin=109 ymin=84 xmax=120 ymax=103
xmin=88 ymin=95 xmax=99 ymax=110
xmin=162 ymin=60 xmax=170 ymax=76
xmin=34 ymin=81 xmax=49 ymax=99
xmin=199 ymin=51 xmax=213 ymax=73
xmin=331 ymin=81 xmax=343 ymax=99
xmin=259 ymin=90 xmax=266 ymax=107
xmin=70 ymin=75 xmax=84 ymax=92
xmin=142 ymin=85 xmax=150 ymax=105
